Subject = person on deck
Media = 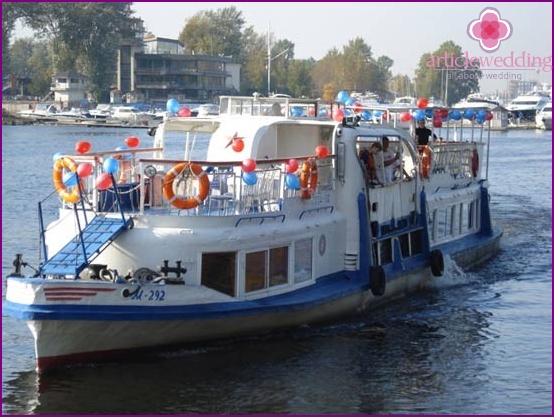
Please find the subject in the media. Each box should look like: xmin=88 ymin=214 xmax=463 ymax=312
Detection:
xmin=414 ymin=120 xmax=437 ymax=146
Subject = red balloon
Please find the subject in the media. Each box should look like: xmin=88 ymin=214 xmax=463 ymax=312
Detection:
xmin=485 ymin=111 xmax=494 ymax=121
xmin=125 ymin=136 xmax=140 ymax=148
xmin=353 ymin=102 xmax=363 ymax=113
xmin=232 ymin=138 xmax=244 ymax=152
xmin=315 ymin=145 xmax=329 ymax=158
xmin=75 ymin=141 xmax=91 ymax=154
xmin=382 ymin=112 xmax=389 ymax=121
xmin=241 ymin=158 xmax=256 ymax=173
xmin=399 ymin=111 xmax=412 ymax=122
xmin=433 ymin=115 xmax=443 ymax=128
xmin=416 ymin=98 xmax=429 ymax=109
xmin=439 ymin=108 xmax=449 ymax=119
xmin=285 ymin=158 xmax=299 ymax=173
xmin=332 ymin=108 xmax=344 ymax=122
xmin=77 ymin=162 xmax=93 ymax=178
xmin=308 ymin=107 xmax=316 ymax=116
xmin=95 ymin=172 xmax=113 ymax=190
xmin=177 ymin=107 xmax=191 ymax=117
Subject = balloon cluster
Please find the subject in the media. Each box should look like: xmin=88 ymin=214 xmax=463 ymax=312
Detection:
xmin=57 ymin=134 xmax=146 ymax=193
xmin=166 ymin=98 xmax=191 ymax=117
xmin=241 ymin=158 xmax=257 ymax=185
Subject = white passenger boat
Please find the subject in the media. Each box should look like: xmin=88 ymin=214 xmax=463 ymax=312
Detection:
xmin=4 ymin=95 xmax=502 ymax=373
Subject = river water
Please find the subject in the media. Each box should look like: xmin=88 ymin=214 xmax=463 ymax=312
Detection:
xmin=2 ymin=125 xmax=552 ymax=414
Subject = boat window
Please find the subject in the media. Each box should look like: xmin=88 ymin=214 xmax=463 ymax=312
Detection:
xmin=378 ymin=239 xmax=393 ymax=264
xmin=294 ymin=238 xmax=312 ymax=283
xmin=409 ymin=230 xmax=423 ymax=255
xmin=201 ymin=252 xmax=236 ymax=297
xmin=245 ymin=251 xmax=266 ymax=292
xmin=245 ymin=245 xmax=290 ymax=293
xmin=269 ymin=247 xmax=288 ymax=287
xmin=399 ymin=233 xmax=410 ymax=257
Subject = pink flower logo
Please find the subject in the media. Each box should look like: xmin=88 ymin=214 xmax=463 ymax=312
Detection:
xmin=467 ymin=7 xmax=512 ymax=53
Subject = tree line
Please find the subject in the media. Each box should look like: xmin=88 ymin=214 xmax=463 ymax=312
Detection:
xmin=2 ymin=3 xmax=481 ymax=105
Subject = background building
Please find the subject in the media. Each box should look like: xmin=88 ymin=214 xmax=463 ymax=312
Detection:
xmin=117 ymin=34 xmax=240 ymax=105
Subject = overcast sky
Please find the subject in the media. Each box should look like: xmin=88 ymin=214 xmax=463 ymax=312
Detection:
xmin=14 ymin=1 xmax=553 ymax=95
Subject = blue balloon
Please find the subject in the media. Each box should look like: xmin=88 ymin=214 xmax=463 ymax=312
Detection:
xmin=166 ymin=98 xmax=180 ymax=114
xmin=336 ymin=90 xmax=349 ymax=103
xmin=345 ymin=97 xmax=356 ymax=106
xmin=53 ymin=152 xmax=64 ymax=163
xmin=242 ymin=171 xmax=258 ymax=186
xmin=361 ymin=110 xmax=372 ymax=120
xmin=449 ymin=110 xmax=461 ymax=120
xmin=463 ymin=108 xmax=475 ymax=119
xmin=413 ymin=109 xmax=425 ymax=121
xmin=63 ymin=171 xmax=78 ymax=186
xmin=116 ymin=145 xmax=132 ymax=160
xmin=285 ymin=173 xmax=300 ymax=190
xmin=291 ymin=106 xmax=303 ymax=117
xmin=475 ymin=116 xmax=485 ymax=124
xmin=318 ymin=108 xmax=329 ymax=118
xmin=373 ymin=110 xmax=382 ymax=118
xmin=103 ymin=157 xmax=120 ymax=174
xmin=476 ymin=109 xmax=487 ymax=119
xmin=425 ymin=108 xmax=434 ymax=119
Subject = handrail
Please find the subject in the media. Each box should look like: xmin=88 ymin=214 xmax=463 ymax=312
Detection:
xmin=138 ymin=154 xmax=337 ymax=166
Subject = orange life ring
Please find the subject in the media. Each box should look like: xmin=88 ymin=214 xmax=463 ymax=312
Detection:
xmin=163 ymin=162 xmax=210 ymax=209
xmin=52 ymin=156 xmax=83 ymax=204
xmin=300 ymin=158 xmax=318 ymax=199
xmin=471 ymin=148 xmax=479 ymax=178
xmin=419 ymin=146 xmax=431 ymax=178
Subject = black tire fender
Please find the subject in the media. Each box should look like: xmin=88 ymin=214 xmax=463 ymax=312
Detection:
xmin=430 ymin=249 xmax=444 ymax=277
xmin=369 ymin=265 xmax=386 ymax=296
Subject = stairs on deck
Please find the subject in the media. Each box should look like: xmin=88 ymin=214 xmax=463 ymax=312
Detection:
xmin=39 ymin=216 xmax=132 ymax=277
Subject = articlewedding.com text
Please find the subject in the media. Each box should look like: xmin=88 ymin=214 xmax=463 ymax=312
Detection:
xmin=426 ymin=51 xmax=552 ymax=72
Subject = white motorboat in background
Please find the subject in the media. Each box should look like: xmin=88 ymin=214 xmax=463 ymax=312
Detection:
xmin=453 ymin=93 xmax=502 ymax=110
xmin=535 ymin=102 xmax=552 ymax=130
xmin=507 ymin=91 xmax=551 ymax=120
xmin=17 ymin=103 xmax=58 ymax=120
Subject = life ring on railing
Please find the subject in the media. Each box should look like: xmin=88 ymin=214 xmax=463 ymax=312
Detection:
xmin=300 ymin=157 xmax=318 ymax=199
xmin=162 ymin=162 xmax=210 ymax=209
xmin=419 ymin=145 xmax=431 ymax=178
xmin=52 ymin=156 xmax=82 ymax=204
xmin=471 ymin=148 xmax=479 ymax=178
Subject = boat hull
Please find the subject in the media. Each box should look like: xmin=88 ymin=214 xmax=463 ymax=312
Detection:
xmin=6 ymin=226 xmax=501 ymax=373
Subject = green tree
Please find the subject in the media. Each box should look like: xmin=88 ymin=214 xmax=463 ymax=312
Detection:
xmin=415 ymin=40 xmax=481 ymax=105
xmin=269 ymin=38 xmax=295 ymax=95
xmin=2 ymin=3 xmax=20 ymax=76
xmin=179 ymin=6 xmax=245 ymax=58
xmin=310 ymin=38 xmax=391 ymax=100
xmin=311 ymin=48 xmax=343 ymax=99
xmin=239 ymin=26 xmax=268 ymax=95
xmin=11 ymin=2 xmax=137 ymax=102
xmin=368 ymin=55 xmax=394 ymax=99
xmin=287 ymin=59 xmax=315 ymax=98
xmin=341 ymin=38 xmax=372 ymax=91
xmin=389 ymin=74 xmax=414 ymax=99
xmin=8 ymin=38 xmax=53 ymax=97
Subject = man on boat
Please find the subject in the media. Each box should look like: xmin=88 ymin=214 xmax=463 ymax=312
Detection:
xmin=415 ymin=120 xmax=437 ymax=146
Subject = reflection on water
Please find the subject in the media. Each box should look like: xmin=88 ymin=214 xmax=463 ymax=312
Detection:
xmin=2 ymin=284 xmax=503 ymax=415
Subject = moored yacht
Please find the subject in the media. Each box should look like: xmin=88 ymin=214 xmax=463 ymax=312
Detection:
xmin=507 ymin=91 xmax=550 ymax=119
